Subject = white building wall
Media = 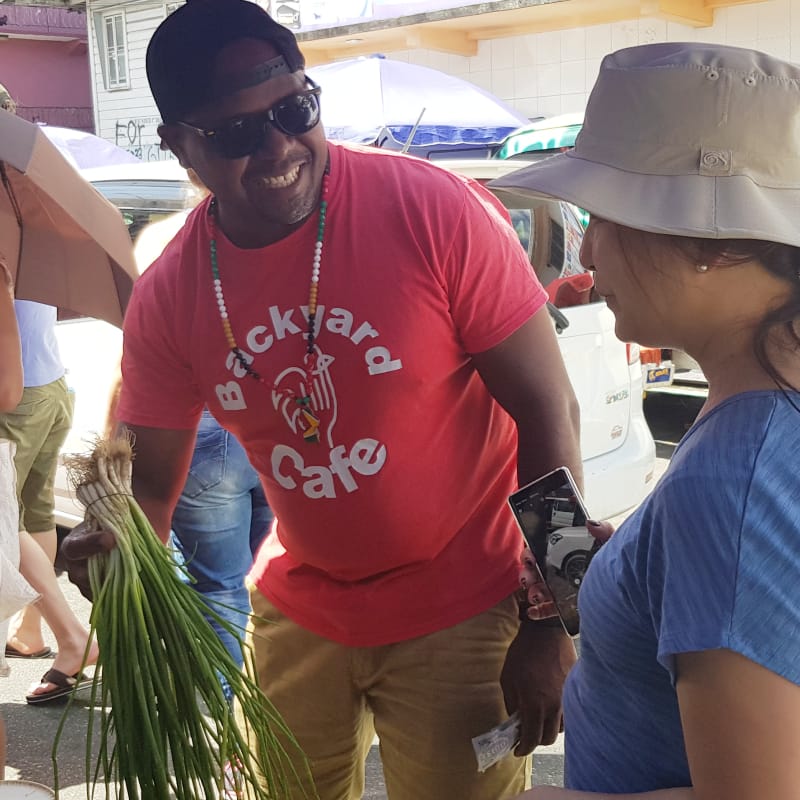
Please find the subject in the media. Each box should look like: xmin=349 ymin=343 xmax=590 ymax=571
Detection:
xmin=86 ymin=0 xmax=800 ymax=150
xmin=88 ymin=0 xmax=173 ymax=160
xmin=390 ymin=0 xmax=798 ymax=121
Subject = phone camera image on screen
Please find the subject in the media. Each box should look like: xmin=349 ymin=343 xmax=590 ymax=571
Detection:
xmin=508 ymin=467 xmax=594 ymax=637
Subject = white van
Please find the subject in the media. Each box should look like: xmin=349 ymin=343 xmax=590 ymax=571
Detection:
xmin=53 ymin=158 xmax=656 ymax=529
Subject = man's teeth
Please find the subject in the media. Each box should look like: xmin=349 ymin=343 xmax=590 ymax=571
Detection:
xmin=262 ymin=166 xmax=300 ymax=188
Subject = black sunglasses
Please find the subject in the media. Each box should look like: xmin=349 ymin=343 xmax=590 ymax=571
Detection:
xmin=176 ymin=79 xmax=322 ymax=160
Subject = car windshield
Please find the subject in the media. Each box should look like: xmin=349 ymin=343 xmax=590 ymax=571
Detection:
xmin=91 ymin=177 xmax=197 ymax=241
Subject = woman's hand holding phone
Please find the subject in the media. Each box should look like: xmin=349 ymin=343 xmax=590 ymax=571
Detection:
xmin=586 ymin=519 xmax=615 ymax=545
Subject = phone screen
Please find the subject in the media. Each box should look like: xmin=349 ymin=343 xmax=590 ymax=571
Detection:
xmin=508 ymin=466 xmax=594 ymax=637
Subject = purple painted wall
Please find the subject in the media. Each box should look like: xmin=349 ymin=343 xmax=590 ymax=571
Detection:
xmin=0 ymin=6 xmax=92 ymax=131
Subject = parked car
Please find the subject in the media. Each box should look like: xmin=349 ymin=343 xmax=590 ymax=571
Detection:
xmin=53 ymin=157 xmax=656 ymax=530
xmin=494 ymin=112 xmax=583 ymax=161
xmin=545 ymin=489 xmax=595 ymax=588
xmin=548 ymin=525 xmax=595 ymax=587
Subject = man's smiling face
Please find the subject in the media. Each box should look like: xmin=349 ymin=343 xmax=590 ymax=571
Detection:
xmin=160 ymin=38 xmax=328 ymax=247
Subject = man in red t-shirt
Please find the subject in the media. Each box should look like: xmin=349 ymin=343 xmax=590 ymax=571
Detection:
xmin=65 ymin=2 xmax=582 ymax=797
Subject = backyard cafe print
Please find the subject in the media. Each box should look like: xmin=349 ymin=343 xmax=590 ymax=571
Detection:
xmin=217 ymin=300 xmax=402 ymax=499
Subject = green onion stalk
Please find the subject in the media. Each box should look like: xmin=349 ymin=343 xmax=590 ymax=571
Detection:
xmin=55 ymin=436 xmax=312 ymax=800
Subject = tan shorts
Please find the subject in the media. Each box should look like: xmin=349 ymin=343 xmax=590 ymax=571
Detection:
xmin=0 ymin=377 xmax=73 ymax=532
xmin=244 ymin=589 xmax=531 ymax=800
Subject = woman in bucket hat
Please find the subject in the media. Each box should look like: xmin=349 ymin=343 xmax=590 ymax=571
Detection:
xmin=499 ymin=42 xmax=800 ymax=799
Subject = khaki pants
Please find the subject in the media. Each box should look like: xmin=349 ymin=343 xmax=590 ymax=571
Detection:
xmin=246 ymin=589 xmax=530 ymax=800
xmin=0 ymin=377 xmax=73 ymax=532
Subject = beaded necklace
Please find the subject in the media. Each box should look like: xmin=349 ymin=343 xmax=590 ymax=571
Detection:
xmin=209 ymin=166 xmax=330 ymax=444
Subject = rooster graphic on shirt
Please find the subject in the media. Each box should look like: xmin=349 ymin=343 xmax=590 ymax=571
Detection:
xmin=272 ymin=346 xmax=338 ymax=448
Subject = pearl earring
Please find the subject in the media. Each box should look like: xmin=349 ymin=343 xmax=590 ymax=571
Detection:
xmin=696 ymin=264 xmax=709 ymax=273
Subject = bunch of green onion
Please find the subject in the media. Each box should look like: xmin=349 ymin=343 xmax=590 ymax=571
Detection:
xmin=57 ymin=436 xmax=311 ymax=799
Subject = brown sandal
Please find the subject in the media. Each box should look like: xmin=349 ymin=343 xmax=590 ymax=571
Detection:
xmin=5 ymin=645 xmax=53 ymax=659
xmin=25 ymin=668 xmax=92 ymax=705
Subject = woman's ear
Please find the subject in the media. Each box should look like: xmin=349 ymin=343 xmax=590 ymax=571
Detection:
xmin=694 ymin=240 xmax=729 ymax=271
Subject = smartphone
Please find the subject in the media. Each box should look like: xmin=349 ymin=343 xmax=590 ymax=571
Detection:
xmin=508 ymin=466 xmax=597 ymax=637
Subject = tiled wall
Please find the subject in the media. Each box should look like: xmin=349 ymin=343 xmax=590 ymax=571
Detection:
xmin=391 ymin=0 xmax=797 ymax=121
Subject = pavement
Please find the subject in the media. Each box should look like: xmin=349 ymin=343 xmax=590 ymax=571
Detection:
xmin=2 ymin=578 xmax=99 ymax=797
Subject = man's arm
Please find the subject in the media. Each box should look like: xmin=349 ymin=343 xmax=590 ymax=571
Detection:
xmin=471 ymin=306 xmax=582 ymax=754
xmin=471 ymin=305 xmax=582 ymax=490
xmin=63 ymin=422 xmax=197 ymax=597
xmin=119 ymin=422 xmax=197 ymax=543
xmin=103 ymin=372 xmax=197 ymax=542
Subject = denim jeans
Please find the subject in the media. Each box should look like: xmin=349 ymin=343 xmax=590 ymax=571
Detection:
xmin=170 ymin=409 xmax=273 ymax=668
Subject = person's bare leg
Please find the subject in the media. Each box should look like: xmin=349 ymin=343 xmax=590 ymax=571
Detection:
xmin=6 ymin=528 xmax=56 ymax=655
xmin=16 ymin=530 xmax=97 ymax=696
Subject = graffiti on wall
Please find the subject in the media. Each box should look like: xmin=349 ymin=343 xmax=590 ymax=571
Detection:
xmin=114 ymin=116 xmax=171 ymax=161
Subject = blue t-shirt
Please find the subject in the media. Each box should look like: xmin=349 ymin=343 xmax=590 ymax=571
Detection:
xmin=13 ymin=300 xmax=64 ymax=388
xmin=563 ymin=391 xmax=800 ymax=793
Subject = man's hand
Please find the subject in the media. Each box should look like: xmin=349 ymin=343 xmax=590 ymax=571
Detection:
xmin=500 ymin=622 xmax=577 ymax=755
xmin=61 ymin=521 xmax=117 ymax=601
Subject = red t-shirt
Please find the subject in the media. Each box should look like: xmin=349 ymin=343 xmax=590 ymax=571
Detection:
xmin=118 ymin=143 xmax=547 ymax=646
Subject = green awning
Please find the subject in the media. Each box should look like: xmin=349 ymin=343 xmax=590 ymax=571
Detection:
xmin=495 ymin=113 xmax=583 ymax=160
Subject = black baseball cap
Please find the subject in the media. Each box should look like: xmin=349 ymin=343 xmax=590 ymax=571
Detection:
xmin=146 ymin=0 xmax=305 ymax=123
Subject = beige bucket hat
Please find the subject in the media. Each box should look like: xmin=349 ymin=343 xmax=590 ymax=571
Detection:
xmin=489 ymin=42 xmax=800 ymax=247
